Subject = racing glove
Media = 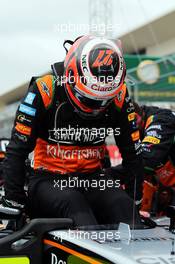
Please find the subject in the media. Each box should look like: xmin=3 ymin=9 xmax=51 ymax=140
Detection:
xmin=1 ymin=196 xmax=25 ymax=210
xmin=0 ymin=197 xmax=26 ymax=231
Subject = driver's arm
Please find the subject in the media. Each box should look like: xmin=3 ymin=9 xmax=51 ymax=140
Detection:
xmin=3 ymin=79 xmax=46 ymax=205
xmin=142 ymin=114 xmax=175 ymax=172
xmin=113 ymin=86 xmax=144 ymax=201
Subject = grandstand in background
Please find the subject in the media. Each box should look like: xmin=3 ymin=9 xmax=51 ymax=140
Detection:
xmin=0 ymin=9 xmax=175 ymax=138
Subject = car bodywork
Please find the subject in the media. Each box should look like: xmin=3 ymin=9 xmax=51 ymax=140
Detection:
xmin=0 ymin=212 xmax=174 ymax=264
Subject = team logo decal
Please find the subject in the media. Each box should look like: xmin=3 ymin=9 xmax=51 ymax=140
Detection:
xmin=92 ymin=49 xmax=114 ymax=68
xmin=128 ymin=112 xmax=136 ymax=121
xmin=131 ymin=130 xmax=140 ymax=141
xmin=145 ymin=115 xmax=154 ymax=129
xmin=142 ymin=136 xmax=160 ymax=144
xmin=17 ymin=114 xmax=32 ymax=124
xmin=41 ymin=81 xmax=51 ymax=98
xmin=15 ymin=122 xmax=32 ymax=136
xmin=24 ymin=92 xmax=36 ymax=105
xmin=116 ymin=90 xmax=123 ymax=102
xmin=19 ymin=104 xmax=36 ymax=116
xmin=14 ymin=133 xmax=28 ymax=142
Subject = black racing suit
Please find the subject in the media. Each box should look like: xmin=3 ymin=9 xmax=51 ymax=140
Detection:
xmin=140 ymin=105 xmax=175 ymax=212
xmin=140 ymin=105 xmax=175 ymax=179
xmin=3 ymin=62 xmax=143 ymax=226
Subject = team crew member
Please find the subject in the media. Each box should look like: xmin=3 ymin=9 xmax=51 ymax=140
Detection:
xmin=2 ymin=36 xmax=143 ymax=226
xmin=134 ymin=103 xmax=175 ymax=214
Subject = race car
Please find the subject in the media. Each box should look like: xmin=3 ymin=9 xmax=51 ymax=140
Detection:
xmin=0 ymin=205 xmax=175 ymax=264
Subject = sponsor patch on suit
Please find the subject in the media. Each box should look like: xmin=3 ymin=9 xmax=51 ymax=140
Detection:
xmin=19 ymin=104 xmax=36 ymax=116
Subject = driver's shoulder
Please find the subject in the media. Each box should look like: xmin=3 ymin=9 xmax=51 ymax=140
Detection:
xmin=35 ymin=75 xmax=55 ymax=109
xmin=111 ymin=83 xmax=127 ymax=112
xmin=28 ymin=74 xmax=56 ymax=109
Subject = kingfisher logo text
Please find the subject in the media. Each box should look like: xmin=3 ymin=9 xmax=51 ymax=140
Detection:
xmin=47 ymin=146 xmax=105 ymax=160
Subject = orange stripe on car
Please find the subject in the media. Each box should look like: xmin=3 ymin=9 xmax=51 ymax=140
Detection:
xmin=44 ymin=239 xmax=102 ymax=264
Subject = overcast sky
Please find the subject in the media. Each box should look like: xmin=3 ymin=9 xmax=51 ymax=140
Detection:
xmin=1 ymin=0 xmax=175 ymax=96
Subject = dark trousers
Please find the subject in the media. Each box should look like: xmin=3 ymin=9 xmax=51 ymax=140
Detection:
xmin=28 ymin=171 xmax=141 ymax=227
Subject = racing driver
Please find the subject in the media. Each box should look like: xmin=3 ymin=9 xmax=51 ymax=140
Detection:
xmin=2 ymin=35 xmax=143 ymax=226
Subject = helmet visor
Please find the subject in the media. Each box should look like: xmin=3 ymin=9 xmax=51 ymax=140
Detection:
xmin=72 ymin=88 xmax=113 ymax=110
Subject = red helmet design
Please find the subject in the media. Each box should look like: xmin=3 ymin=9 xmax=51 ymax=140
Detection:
xmin=64 ymin=35 xmax=126 ymax=116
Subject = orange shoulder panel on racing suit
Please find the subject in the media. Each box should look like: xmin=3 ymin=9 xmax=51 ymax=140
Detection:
xmin=36 ymin=75 xmax=55 ymax=109
xmin=114 ymin=83 xmax=127 ymax=110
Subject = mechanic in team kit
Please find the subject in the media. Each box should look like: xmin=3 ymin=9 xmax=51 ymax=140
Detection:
xmin=133 ymin=103 xmax=175 ymax=215
xmin=2 ymin=35 xmax=144 ymax=226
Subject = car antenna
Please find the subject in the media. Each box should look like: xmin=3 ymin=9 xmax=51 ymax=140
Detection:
xmin=131 ymin=176 xmax=137 ymax=238
xmin=171 ymin=239 xmax=175 ymax=255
